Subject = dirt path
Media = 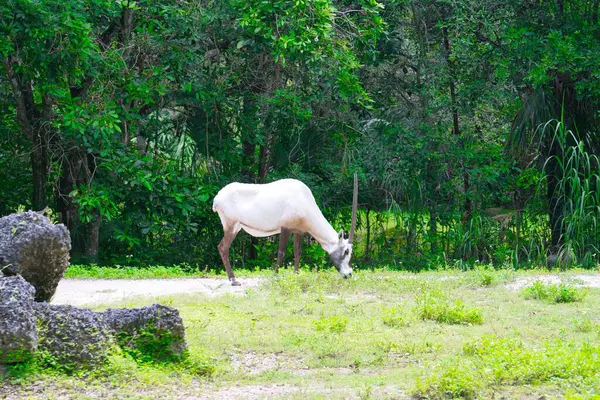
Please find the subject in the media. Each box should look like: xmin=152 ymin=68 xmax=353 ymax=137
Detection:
xmin=504 ymin=273 xmax=600 ymax=291
xmin=51 ymin=272 xmax=600 ymax=307
xmin=51 ymin=277 xmax=263 ymax=306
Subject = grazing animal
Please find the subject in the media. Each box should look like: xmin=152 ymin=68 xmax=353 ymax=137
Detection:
xmin=212 ymin=175 xmax=359 ymax=286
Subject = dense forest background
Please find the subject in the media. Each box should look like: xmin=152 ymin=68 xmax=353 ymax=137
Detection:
xmin=1 ymin=0 xmax=599 ymax=270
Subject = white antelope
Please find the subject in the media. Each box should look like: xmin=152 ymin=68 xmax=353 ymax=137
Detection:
xmin=212 ymin=175 xmax=359 ymax=286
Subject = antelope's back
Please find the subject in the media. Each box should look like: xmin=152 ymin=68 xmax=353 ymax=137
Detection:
xmin=212 ymin=179 xmax=316 ymax=216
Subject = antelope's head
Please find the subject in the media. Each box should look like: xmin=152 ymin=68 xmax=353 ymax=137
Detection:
xmin=330 ymin=173 xmax=358 ymax=279
xmin=330 ymin=230 xmax=353 ymax=278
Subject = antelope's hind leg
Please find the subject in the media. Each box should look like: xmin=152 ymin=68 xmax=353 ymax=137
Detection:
xmin=218 ymin=224 xmax=242 ymax=286
xmin=276 ymin=228 xmax=292 ymax=274
xmin=293 ymin=233 xmax=302 ymax=273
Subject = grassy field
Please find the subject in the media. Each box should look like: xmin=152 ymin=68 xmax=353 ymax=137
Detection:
xmin=2 ymin=268 xmax=600 ymax=399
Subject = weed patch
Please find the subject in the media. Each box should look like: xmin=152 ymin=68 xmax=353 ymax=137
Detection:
xmin=381 ymin=306 xmax=411 ymax=328
xmin=414 ymin=335 xmax=600 ymax=399
xmin=415 ymin=288 xmax=483 ymax=325
xmin=522 ymin=281 xmax=586 ymax=303
xmin=313 ymin=316 xmax=348 ymax=334
xmin=573 ymin=317 xmax=600 ymax=333
xmin=414 ymin=357 xmax=482 ymax=399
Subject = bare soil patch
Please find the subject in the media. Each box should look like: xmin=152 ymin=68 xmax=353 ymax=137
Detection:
xmin=52 ymin=277 xmax=263 ymax=306
xmin=505 ymin=273 xmax=600 ymax=291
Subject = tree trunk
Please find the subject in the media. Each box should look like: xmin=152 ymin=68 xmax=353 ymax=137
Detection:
xmin=258 ymin=145 xmax=268 ymax=183
xmin=442 ymin=25 xmax=472 ymax=226
xmin=429 ymin=208 xmax=438 ymax=253
xmin=31 ymin=142 xmax=48 ymax=211
xmin=85 ymin=211 xmax=101 ymax=262
xmin=242 ymin=139 xmax=258 ymax=262
xmin=56 ymin=150 xmax=89 ymax=253
xmin=365 ymin=208 xmax=371 ymax=260
xmin=3 ymin=57 xmax=50 ymax=211
xmin=462 ymin=171 xmax=472 ymax=225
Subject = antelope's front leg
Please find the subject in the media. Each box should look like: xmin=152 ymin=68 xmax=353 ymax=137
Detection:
xmin=218 ymin=226 xmax=241 ymax=286
xmin=276 ymin=228 xmax=291 ymax=274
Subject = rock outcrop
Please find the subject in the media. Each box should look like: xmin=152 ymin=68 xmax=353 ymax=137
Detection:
xmin=0 ymin=276 xmax=187 ymax=369
xmin=34 ymin=303 xmax=113 ymax=369
xmin=0 ymin=276 xmax=38 ymax=363
xmin=0 ymin=211 xmax=71 ymax=302
xmin=102 ymin=304 xmax=187 ymax=361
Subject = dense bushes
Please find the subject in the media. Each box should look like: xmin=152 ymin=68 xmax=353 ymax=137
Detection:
xmin=1 ymin=0 xmax=599 ymax=270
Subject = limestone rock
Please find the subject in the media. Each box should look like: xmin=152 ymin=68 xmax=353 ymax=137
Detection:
xmin=0 ymin=211 xmax=71 ymax=301
xmin=0 ymin=276 xmax=37 ymax=363
xmin=102 ymin=304 xmax=187 ymax=361
xmin=0 ymin=275 xmax=188 ymax=370
xmin=34 ymin=303 xmax=113 ymax=370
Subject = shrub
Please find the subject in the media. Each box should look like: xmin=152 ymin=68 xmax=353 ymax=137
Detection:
xmin=522 ymin=281 xmax=586 ymax=303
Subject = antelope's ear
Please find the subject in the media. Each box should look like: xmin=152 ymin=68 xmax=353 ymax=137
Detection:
xmin=338 ymin=230 xmax=344 ymax=241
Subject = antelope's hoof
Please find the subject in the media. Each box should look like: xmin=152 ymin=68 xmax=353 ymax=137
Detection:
xmin=231 ymin=280 xmax=242 ymax=287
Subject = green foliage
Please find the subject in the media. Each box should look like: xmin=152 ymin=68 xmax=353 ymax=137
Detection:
xmin=415 ymin=335 xmax=600 ymax=399
xmin=415 ymin=288 xmax=483 ymax=325
xmin=313 ymin=315 xmax=348 ymax=334
xmin=0 ymin=0 xmax=599 ymax=272
xmin=522 ymin=281 xmax=587 ymax=304
xmin=552 ymin=125 xmax=600 ymax=266
xmin=573 ymin=317 xmax=599 ymax=334
xmin=476 ymin=271 xmax=494 ymax=287
xmin=3 ymin=270 xmax=600 ymax=396
xmin=266 ymin=268 xmax=343 ymax=296
xmin=381 ymin=306 xmax=411 ymax=328
xmin=116 ymin=325 xmax=184 ymax=364
xmin=64 ymin=264 xmax=201 ymax=279
xmin=413 ymin=356 xmax=482 ymax=399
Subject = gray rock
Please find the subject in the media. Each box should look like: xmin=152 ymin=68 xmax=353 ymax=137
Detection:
xmin=33 ymin=303 xmax=113 ymax=370
xmin=102 ymin=304 xmax=187 ymax=361
xmin=0 ymin=211 xmax=71 ymax=302
xmin=0 ymin=277 xmax=188 ymax=370
xmin=0 ymin=276 xmax=37 ymax=363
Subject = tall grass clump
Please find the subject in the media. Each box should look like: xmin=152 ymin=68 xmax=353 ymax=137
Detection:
xmin=415 ymin=288 xmax=483 ymax=325
xmin=543 ymin=122 xmax=600 ymax=268
xmin=522 ymin=281 xmax=586 ymax=303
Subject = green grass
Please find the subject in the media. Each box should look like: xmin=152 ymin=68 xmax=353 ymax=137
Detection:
xmin=381 ymin=306 xmax=412 ymax=328
xmin=415 ymin=335 xmax=600 ymax=399
xmin=522 ymin=281 xmax=587 ymax=303
xmin=573 ymin=317 xmax=600 ymax=333
xmin=415 ymin=287 xmax=483 ymax=325
xmin=5 ymin=268 xmax=600 ymax=399
xmin=64 ymin=264 xmax=270 ymax=279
